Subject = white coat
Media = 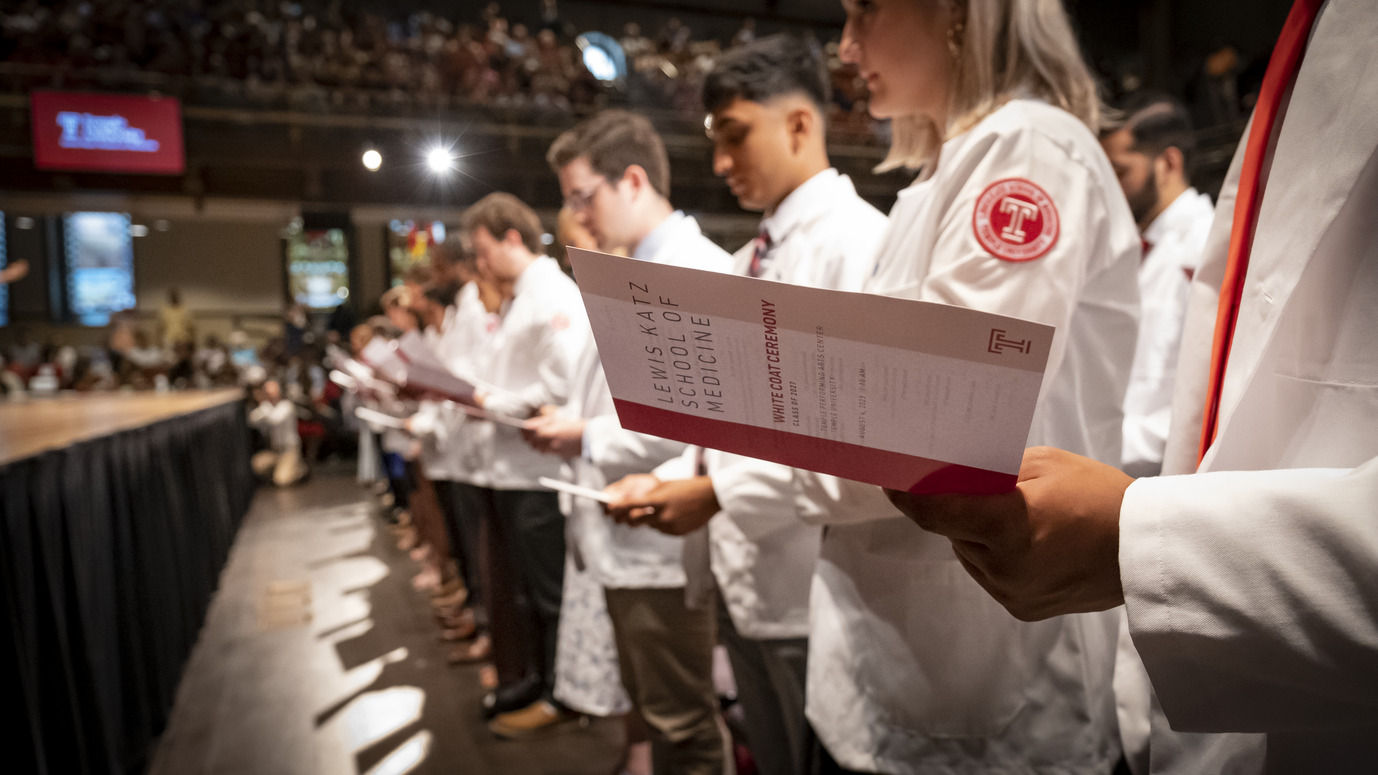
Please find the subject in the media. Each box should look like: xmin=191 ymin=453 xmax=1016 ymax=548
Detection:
xmin=249 ymin=399 xmax=300 ymax=452
xmin=796 ymin=99 xmax=1140 ymax=773
xmin=658 ymin=170 xmax=888 ymax=640
xmin=562 ymin=214 xmax=733 ymax=589
xmin=410 ymin=282 xmax=499 ymax=486
xmin=471 ymin=256 xmax=591 ymax=490
xmin=1120 ymin=2 xmax=1378 ymax=771
xmin=1121 ymin=187 xmax=1215 ymax=477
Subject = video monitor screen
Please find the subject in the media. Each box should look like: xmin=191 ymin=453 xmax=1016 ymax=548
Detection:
xmin=32 ymin=91 xmax=185 ymax=175
xmin=64 ymin=211 xmax=136 ymax=326
xmin=286 ymin=227 xmax=351 ymax=310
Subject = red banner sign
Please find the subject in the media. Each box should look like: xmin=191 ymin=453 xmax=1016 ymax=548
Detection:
xmin=31 ymin=91 xmax=185 ymax=175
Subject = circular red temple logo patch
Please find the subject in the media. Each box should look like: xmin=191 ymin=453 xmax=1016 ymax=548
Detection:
xmin=972 ymin=178 xmax=1060 ymax=262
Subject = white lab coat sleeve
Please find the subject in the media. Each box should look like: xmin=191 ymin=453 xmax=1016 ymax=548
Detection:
xmin=711 ymin=458 xmax=834 ymax=541
xmin=651 ymin=446 xmax=697 ymax=482
xmin=407 ymin=400 xmax=442 ymax=439
xmin=789 ymin=468 xmax=904 ymax=526
xmin=250 ymin=400 xmax=295 ymax=428
xmin=484 ymin=310 xmax=589 ymax=418
xmin=583 ymin=414 xmax=688 ymax=483
xmin=919 ymin=126 xmax=1117 ymax=381
xmin=1159 ymin=122 xmax=1248 ymax=478
xmin=248 ymin=400 xmax=273 ymax=427
xmin=1121 ymin=458 xmax=1378 ymax=733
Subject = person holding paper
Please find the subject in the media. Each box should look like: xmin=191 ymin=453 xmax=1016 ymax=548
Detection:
xmin=456 ymin=193 xmax=594 ymax=731
xmin=513 ymin=110 xmax=735 ymax=763
xmin=604 ymin=35 xmax=888 ymax=775
xmin=764 ymin=1 xmax=1139 ymax=772
xmin=889 ymin=1 xmax=1378 ymax=772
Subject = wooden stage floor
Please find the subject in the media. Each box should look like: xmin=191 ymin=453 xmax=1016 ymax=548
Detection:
xmin=146 ymin=469 xmax=624 ymax=775
xmin=0 ymin=389 xmax=245 ymax=466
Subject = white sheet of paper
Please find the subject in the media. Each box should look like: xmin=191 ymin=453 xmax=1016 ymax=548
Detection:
xmin=568 ymin=247 xmax=1055 ymax=494
xmin=329 ymin=370 xmax=359 ymax=390
xmin=360 ymin=339 xmax=409 ymax=385
xmin=537 ymin=476 xmax=612 ymax=504
xmin=457 ymin=403 xmax=532 ymax=429
xmin=396 ymin=331 xmax=479 ymax=405
xmin=354 ymin=406 xmax=409 ymax=430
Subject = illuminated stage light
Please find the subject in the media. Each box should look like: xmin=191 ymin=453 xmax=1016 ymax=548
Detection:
xmin=426 ymin=147 xmax=454 ymax=174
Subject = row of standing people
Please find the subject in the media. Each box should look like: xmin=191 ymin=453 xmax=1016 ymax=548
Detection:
xmin=366 ymin=19 xmax=1134 ymax=773
xmin=356 ymin=0 xmax=1378 ymax=770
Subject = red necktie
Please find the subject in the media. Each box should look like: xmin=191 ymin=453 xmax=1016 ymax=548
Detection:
xmin=1197 ymin=0 xmax=1324 ymax=466
xmin=748 ymin=230 xmax=773 ymax=278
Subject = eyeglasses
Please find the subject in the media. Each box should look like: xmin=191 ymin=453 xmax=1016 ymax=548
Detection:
xmin=563 ymin=177 xmax=609 ymax=212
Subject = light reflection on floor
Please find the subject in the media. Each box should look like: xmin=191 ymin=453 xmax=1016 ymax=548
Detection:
xmin=309 ymin=517 xmax=433 ymax=774
xmin=336 ymin=685 xmax=425 ymax=752
xmin=365 ymin=730 xmax=433 ymax=775
xmin=148 ymin=491 xmax=438 ymax=774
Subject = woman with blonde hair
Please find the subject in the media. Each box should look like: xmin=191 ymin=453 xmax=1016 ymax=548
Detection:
xmin=798 ymin=0 xmax=1139 ymax=772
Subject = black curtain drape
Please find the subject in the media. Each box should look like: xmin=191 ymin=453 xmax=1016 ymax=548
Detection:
xmin=0 ymin=400 xmax=255 ymax=775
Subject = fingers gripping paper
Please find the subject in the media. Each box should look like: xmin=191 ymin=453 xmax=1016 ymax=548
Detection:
xmin=568 ymin=247 xmax=1054 ymax=494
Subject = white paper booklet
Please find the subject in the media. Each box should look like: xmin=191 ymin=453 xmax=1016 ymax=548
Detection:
xmin=395 ymin=331 xmax=479 ymax=405
xmin=568 ymin=247 xmax=1054 ymax=494
xmin=537 ymin=476 xmax=613 ymax=504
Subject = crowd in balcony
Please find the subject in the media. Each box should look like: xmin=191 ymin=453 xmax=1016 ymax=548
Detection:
xmin=0 ymin=0 xmax=879 ymax=134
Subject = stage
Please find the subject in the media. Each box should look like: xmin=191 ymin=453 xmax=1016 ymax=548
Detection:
xmin=0 ymin=389 xmax=256 ymax=774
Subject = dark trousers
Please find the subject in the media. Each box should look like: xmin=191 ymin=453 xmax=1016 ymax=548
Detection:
xmin=433 ymin=480 xmax=484 ymax=610
xmin=490 ymin=488 xmax=566 ymax=698
xmin=468 ymin=485 xmax=532 ymax=687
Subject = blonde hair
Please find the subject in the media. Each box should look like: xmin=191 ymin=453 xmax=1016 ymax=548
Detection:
xmin=880 ymin=0 xmax=1102 ymax=171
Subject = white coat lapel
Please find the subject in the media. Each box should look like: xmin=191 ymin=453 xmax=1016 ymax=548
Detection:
xmin=1211 ymin=0 xmax=1378 ymax=452
xmin=1160 ymin=129 xmax=1245 ymax=476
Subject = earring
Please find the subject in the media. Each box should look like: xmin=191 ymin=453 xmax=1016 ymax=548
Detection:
xmin=947 ymin=20 xmax=965 ymax=59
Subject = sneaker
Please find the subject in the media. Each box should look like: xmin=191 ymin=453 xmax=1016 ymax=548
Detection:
xmin=487 ymin=700 xmax=575 ymax=739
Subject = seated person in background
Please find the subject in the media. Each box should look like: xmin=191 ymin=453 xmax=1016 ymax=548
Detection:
xmin=249 ymin=379 xmax=307 ymax=486
xmin=125 ymin=329 xmax=167 ymax=372
xmin=167 ymin=340 xmax=197 ymax=388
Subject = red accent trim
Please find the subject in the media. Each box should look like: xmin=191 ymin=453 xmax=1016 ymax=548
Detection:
xmin=613 ymin=399 xmax=1016 ymax=495
xmin=1198 ymin=0 xmax=1324 ymax=466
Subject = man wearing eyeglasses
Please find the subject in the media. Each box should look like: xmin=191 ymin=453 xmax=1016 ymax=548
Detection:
xmin=507 ymin=110 xmax=733 ymax=769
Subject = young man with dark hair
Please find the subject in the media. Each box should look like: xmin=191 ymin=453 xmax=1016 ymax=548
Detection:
xmin=604 ymin=34 xmax=887 ymax=775
xmin=1101 ymin=99 xmax=1215 ymax=478
xmin=444 ymin=192 xmax=592 ymax=731
xmin=515 ymin=109 xmax=734 ymax=765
